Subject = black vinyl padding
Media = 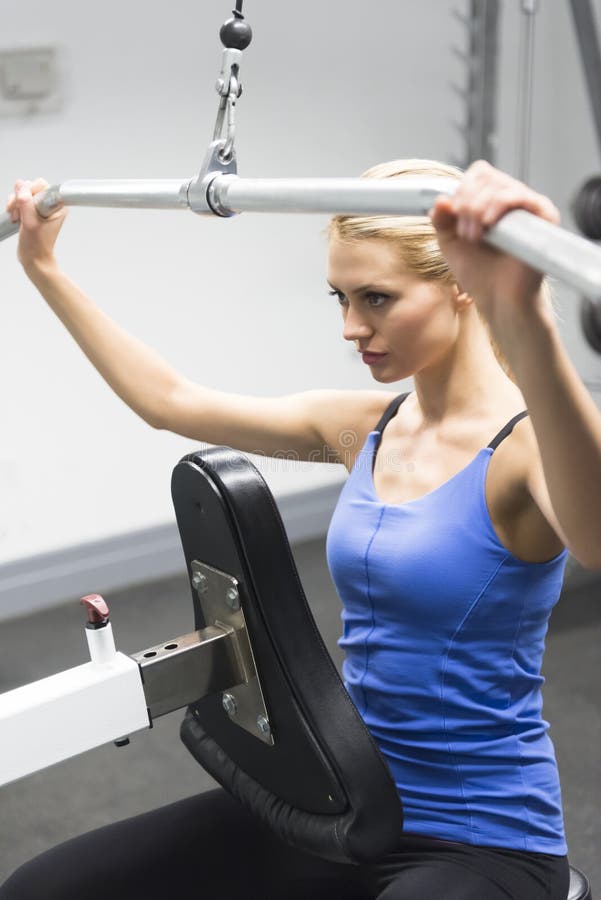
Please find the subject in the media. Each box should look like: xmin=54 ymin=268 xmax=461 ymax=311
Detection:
xmin=568 ymin=865 xmax=592 ymax=900
xmin=171 ymin=446 xmax=404 ymax=865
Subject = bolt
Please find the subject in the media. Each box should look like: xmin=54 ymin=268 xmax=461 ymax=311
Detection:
xmin=192 ymin=572 xmax=208 ymax=593
xmin=226 ymin=586 xmax=240 ymax=610
xmin=256 ymin=715 xmax=271 ymax=737
xmin=222 ymin=693 xmax=237 ymax=716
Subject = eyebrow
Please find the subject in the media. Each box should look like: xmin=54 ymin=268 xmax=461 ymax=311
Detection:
xmin=326 ymin=282 xmax=391 ymax=294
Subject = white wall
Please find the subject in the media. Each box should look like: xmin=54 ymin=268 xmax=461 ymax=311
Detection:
xmin=0 ymin=0 xmax=468 ymax=564
xmin=0 ymin=0 xmax=599 ymax=572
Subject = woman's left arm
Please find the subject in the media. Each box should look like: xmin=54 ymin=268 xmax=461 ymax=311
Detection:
xmin=430 ymin=160 xmax=601 ymax=571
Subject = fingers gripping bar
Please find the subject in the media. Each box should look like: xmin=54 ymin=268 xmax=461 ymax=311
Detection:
xmin=2 ymin=174 xmax=601 ymax=300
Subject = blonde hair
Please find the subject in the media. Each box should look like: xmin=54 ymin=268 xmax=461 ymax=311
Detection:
xmin=328 ymin=158 xmax=558 ymax=383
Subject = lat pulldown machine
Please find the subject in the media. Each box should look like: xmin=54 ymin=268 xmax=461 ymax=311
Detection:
xmin=0 ymin=6 xmax=594 ymax=897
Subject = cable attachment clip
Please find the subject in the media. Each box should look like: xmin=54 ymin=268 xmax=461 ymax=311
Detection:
xmin=188 ymin=5 xmax=251 ymax=216
xmin=212 ymin=49 xmax=243 ymax=164
xmin=212 ymin=8 xmax=252 ymax=165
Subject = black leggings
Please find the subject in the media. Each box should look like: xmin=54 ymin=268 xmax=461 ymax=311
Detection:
xmin=0 ymin=788 xmax=570 ymax=900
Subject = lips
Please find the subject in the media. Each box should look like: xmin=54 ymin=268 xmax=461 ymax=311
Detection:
xmin=361 ymin=351 xmax=388 ymax=365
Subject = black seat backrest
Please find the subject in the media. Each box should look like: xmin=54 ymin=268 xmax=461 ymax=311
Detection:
xmin=171 ymin=446 xmax=403 ymax=865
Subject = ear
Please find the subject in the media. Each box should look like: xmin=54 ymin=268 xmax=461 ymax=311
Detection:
xmin=452 ymin=283 xmax=473 ymax=310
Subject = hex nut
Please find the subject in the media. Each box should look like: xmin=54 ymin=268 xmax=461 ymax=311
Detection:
xmin=222 ymin=693 xmax=237 ymax=716
xmin=256 ymin=715 xmax=271 ymax=737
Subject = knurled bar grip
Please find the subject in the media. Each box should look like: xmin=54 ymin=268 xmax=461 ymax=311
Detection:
xmin=1 ymin=175 xmax=601 ymax=300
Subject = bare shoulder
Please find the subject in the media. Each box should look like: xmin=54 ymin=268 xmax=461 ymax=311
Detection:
xmin=484 ymin=407 xmax=537 ymax=509
xmin=486 ymin=410 xmax=567 ymax=561
xmin=312 ymin=389 xmax=400 ymax=470
xmin=504 ymin=412 xmax=568 ymax=540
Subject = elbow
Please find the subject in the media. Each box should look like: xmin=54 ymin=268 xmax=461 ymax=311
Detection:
xmin=142 ymin=390 xmax=179 ymax=431
xmin=148 ymin=381 xmax=187 ymax=433
xmin=146 ymin=412 xmax=166 ymax=431
xmin=136 ymin=403 xmax=166 ymax=430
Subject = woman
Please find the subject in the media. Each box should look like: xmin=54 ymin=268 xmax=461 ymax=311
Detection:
xmin=2 ymin=158 xmax=600 ymax=899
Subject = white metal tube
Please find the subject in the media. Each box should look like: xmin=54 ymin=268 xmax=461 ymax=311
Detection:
xmin=0 ymin=654 xmax=149 ymax=786
xmin=85 ymin=622 xmax=118 ymax=665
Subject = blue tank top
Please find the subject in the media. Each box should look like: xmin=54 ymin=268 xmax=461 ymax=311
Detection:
xmin=326 ymin=392 xmax=569 ymax=853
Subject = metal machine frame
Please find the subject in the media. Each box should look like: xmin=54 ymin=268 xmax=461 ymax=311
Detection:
xmin=0 ymin=556 xmax=272 ymax=786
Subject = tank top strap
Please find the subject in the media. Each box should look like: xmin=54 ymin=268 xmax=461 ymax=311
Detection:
xmin=487 ymin=410 xmax=530 ymax=451
xmin=373 ymin=392 xmax=412 ymax=434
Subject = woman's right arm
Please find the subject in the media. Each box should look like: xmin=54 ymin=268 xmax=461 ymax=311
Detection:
xmin=8 ymin=179 xmax=394 ymax=464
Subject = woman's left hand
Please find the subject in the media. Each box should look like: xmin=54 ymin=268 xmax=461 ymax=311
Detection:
xmin=428 ymin=160 xmax=560 ymax=334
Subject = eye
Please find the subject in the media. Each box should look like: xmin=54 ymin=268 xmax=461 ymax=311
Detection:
xmin=365 ymin=292 xmax=388 ymax=308
xmin=328 ymin=289 xmax=347 ymax=306
xmin=327 ymin=289 xmax=390 ymax=309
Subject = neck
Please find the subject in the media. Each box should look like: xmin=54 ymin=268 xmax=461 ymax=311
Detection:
xmin=412 ymin=311 xmax=524 ymax=426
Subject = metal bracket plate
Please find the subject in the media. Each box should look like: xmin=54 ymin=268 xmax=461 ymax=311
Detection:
xmin=187 ymin=140 xmax=238 ymax=216
xmin=191 ymin=560 xmax=273 ymax=746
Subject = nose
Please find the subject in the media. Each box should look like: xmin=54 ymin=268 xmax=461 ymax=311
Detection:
xmin=342 ymin=307 xmax=373 ymax=343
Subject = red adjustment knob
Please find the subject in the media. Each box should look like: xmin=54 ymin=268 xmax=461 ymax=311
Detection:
xmin=80 ymin=594 xmax=110 ymax=627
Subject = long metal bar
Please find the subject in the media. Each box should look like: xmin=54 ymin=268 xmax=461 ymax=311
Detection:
xmin=568 ymin=0 xmax=601 ymax=161
xmin=0 ymin=178 xmax=191 ymax=241
xmin=206 ymin=175 xmax=459 ymax=215
xmin=515 ymin=1 xmax=538 ymax=182
xmin=466 ymin=0 xmax=500 ymax=166
xmin=59 ymin=178 xmax=191 ymax=208
xmin=2 ymin=175 xmax=601 ymax=300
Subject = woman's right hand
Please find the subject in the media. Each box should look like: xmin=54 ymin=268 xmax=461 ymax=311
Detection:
xmin=6 ymin=178 xmax=68 ymax=272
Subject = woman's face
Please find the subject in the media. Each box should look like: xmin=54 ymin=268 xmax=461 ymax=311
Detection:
xmin=327 ymin=237 xmax=459 ymax=383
